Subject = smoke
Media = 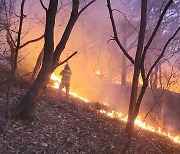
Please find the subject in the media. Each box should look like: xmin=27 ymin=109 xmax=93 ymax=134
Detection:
xmin=5 ymin=0 xmax=180 ymax=133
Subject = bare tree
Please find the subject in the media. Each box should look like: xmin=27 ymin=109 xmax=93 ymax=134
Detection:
xmin=107 ymin=0 xmax=180 ymax=134
xmin=4 ymin=0 xmax=26 ymax=133
xmin=30 ymin=0 xmax=72 ymax=82
xmin=31 ymin=47 xmax=44 ymax=81
xmin=0 ymin=0 xmax=45 ymax=128
xmin=0 ymin=0 xmax=44 ymax=73
xmin=145 ymin=0 xmax=180 ymax=88
xmin=12 ymin=0 xmax=96 ymax=119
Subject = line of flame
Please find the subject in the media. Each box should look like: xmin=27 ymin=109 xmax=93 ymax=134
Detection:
xmin=50 ymin=73 xmax=180 ymax=144
xmin=98 ymin=110 xmax=180 ymax=144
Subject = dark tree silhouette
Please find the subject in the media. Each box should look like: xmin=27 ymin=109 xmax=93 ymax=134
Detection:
xmin=107 ymin=0 xmax=179 ymax=134
xmin=13 ymin=0 xmax=96 ymax=119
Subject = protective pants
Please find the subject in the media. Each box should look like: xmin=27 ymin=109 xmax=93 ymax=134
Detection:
xmin=59 ymin=82 xmax=70 ymax=98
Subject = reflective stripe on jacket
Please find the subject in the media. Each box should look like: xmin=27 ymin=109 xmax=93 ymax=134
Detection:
xmin=60 ymin=69 xmax=72 ymax=83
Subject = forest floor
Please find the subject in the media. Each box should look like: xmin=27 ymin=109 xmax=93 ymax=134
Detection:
xmin=0 ymin=65 xmax=180 ymax=154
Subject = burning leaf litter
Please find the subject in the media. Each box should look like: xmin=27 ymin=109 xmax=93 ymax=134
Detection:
xmin=0 ymin=69 xmax=180 ymax=153
xmin=51 ymin=73 xmax=180 ymax=145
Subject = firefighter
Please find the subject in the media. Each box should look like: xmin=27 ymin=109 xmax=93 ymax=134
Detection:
xmin=59 ymin=63 xmax=72 ymax=98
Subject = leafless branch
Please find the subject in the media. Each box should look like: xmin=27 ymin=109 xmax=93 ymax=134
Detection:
xmin=39 ymin=0 xmax=47 ymax=11
xmin=20 ymin=34 xmax=44 ymax=49
xmin=7 ymin=29 xmax=16 ymax=47
xmin=112 ymin=9 xmax=138 ymax=32
xmin=107 ymin=0 xmax=136 ymax=66
xmin=107 ymin=36 xmax=115 ymax=42
xmin=160 ymin=1 xmax=165 ymax=14
xmin=18 ymin=52 xmax=30 ymax=63
xmin=78 ymin=0 xmax=96 ymax=16
xmin=141 ymin=62 xmax=175 ymax=129
xmin=141 ymin=0 xmax=173 ymax=64
xmin=57 ymin=51 xmax=77 ymax=67
xmin=20 ymin=71 xmax=33 ymax=78
xmin=0 ymin=53 xmax=9 ymax=60
xmin=57 ymin=2 xmax=71 ymax=14
xmin=147 ymin=26 xmax=180 ymax=78
xmin=5 ymin=0 xmax=26 ymax=133
xmin=78 ymin=45 xmax=96 ymax=55
xmin=139 ymin=133 xmax=162 ymax=153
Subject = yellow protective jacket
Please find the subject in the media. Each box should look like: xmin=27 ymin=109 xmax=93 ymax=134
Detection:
xmin=60 ymin=69 xmax=72 ymax=84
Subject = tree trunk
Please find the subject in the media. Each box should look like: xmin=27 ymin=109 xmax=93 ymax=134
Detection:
xmin=125 ymin=67 xmax=140 ymax=132
xmin=121 ymin=55 xmax=127 ymax=85
xmin=160 ymin=93 xmax=166 ymax=128
xmin=6 ymin=31 xmax=16 ymax=71
xmin=159 ymin=64 xmax=162 ymax=88
xmin=125 ymin=0 xmax=147 ymax=133
xmin=160 ymin=101 xmax=165 ymax=128
xmin=10 ymin=49 xmax=16 ymax=71
xmin=121 ymin=31 xmax=127 ymax=85
xmin=14 ymin=65 xmax=54 ymax=119
xmin=12 ymin=0 xmax=95 ymax=120
xmin=126 ymin=81 xmax=148 ymax=132
xmin=152 ymin=65 xmax=158 ymax=88
xmin=31 ymin=48 xmax=44 ymax=82
xmin=13 ymin=0 xmax=58 ymax=119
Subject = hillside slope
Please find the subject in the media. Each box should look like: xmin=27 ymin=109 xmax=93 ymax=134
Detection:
xmin=0 ymin=67 xmax=180 ymax=153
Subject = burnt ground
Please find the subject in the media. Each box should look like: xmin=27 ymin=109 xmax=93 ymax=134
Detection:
xmin=0 ymin=66 xmax=180 ymax=154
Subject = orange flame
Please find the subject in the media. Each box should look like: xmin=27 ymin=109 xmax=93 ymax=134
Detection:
xmin=50 ymin=73 xmax=180 ymax=144
xmin=95 ymin=70 xmax=100 ymax=75
xmin=99 ymin=110 xmax=180 ymax=144
xmin=50 ymin=73 xmax=89 ymax=102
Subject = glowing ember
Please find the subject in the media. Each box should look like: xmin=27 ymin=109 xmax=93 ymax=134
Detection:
xmin=50 ymin=73 xmax=180 ymax=144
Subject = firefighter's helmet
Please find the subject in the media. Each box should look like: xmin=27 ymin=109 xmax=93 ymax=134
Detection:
xmin=64 ymin=63 xmax=70 ymax=70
